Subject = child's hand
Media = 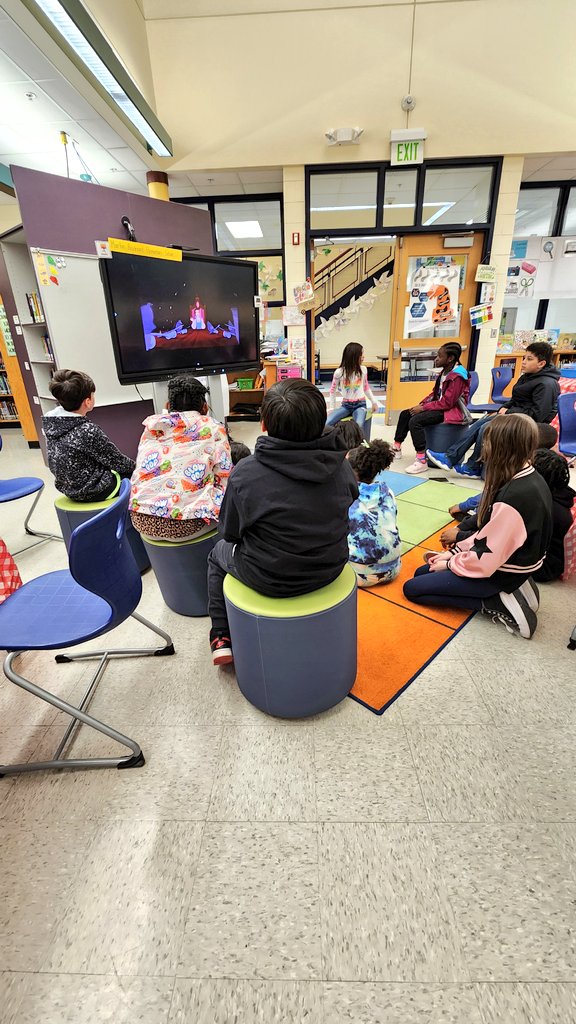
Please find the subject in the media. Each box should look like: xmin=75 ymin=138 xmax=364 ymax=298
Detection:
xmin=429 ymin=552 xmax=451 ymax=572
xmin=441 ymin=525 xmax=459 ymax=548
xmin=448 ymin=503 xmax=462 ymax=517
xmin=409 ymin=404 xmax=424 ymax=415
xmin=371 ymin=401 xmax=379 ymax=413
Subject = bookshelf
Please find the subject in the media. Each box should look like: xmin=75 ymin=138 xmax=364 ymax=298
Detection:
xmin=1 ymin=236 xmax=56 ymax=421
xmin=495 ymin=349 xmax=576 ymax=390
xmin=0 ymin=291 xmax=37 ymax=437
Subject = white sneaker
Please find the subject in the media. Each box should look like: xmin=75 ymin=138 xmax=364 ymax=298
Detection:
xmin=392 ymin=445 xmax=402 ymax=458
xmin=405 ymin=458 xmax=428 ymax=475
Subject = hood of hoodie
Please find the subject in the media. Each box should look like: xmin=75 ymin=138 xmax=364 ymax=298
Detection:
xmin=42 ymin=407 xmax=86 ymax=440
xmin=253 ymin=430 xmax=349 ymax=483
xmin=450 ymin=364 xmax=469 ymax=381
xmin=552 ymin=484 xmax=576 ymax=509
xmin=140 ymin=410 xmax=199 ymax=438
xmin=520 ymin=363 xmax=561 ymax=385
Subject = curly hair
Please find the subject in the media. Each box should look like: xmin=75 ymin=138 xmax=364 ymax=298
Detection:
xmin=533 ymin=447 xmax=571 ymax=492
xmin=347 ymin=439 xmax=395 ymax=483
xmin=333 ymin=419 xmax=365 ymax=451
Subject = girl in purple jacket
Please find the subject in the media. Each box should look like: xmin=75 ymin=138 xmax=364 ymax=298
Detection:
xmin=393 ymin=342 xmax=470 ymax=474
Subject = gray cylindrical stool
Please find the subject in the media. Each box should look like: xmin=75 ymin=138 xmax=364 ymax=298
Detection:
xmin=143 ymin=529 xmax=218 ymax=616
xmin=223 ymin=565 xmax=357 ymax=718
xmin=54 ymin=494 xmax=150 ymax=573
xmin=424 ymin=422 xmax=471 ymax=464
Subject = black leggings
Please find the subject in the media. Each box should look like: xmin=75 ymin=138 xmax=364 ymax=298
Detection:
xmin=394 ymin=409 xmax=443 ymax=453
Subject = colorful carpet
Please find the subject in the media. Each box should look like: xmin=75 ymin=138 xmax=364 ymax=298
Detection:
xmin=350 ymin=476 xmax=476 ymax=715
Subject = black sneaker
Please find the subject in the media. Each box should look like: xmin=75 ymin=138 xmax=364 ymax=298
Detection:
xmin=518 ymin=577 xmax=539 ymax=613
xmin=483 ymin=590 xmax=537 ymax=640
xmin=210 ymin=633 xmax=234 ymax=666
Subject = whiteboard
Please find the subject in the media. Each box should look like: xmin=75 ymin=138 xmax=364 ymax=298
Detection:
xmin=32 ymin=249 xmax=153 ymax=406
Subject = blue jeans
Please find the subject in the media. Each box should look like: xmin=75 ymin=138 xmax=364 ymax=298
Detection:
xmin=443 ymin=415 xmax=493 ymax=473
xmin=326 ymin=400 xmax=367 ymax=433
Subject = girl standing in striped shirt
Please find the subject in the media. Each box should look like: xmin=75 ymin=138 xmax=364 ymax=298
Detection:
xmin=326 ymin=343 xmax=379 ymax=438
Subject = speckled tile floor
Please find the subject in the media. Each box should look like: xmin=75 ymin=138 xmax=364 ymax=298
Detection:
xmin=1 ymin=426 xmax=575 ymax=1023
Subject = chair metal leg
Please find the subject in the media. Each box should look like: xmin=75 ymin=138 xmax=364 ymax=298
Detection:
xmin=13 ymin=486 xmax=63 ymax=556
xmin=54 ymin=611 xmax=175 ymax=664
xmin=0 ymin=651 xmax=145 ymax=777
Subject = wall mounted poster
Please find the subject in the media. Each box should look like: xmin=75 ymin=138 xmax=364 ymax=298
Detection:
xmin=405 ymin=263 xmax=460 ymax=335
xmin=505 ymin=259 xmax=539 ymax=298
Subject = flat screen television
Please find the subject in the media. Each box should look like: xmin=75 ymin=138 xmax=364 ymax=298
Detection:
xmin=100 ymin=250 xmax=260 ymax=385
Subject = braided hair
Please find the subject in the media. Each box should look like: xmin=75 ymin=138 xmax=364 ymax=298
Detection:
xmin=440 ymin=342 xmax=463 ymax=369
xmin=347 ymin=439 xmax=395 ymax=484
xmin=168 ymin=375 xmax=208 ymax=413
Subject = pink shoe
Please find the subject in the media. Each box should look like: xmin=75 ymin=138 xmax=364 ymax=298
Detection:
xmin=405 ymin=458 xmax=428 ymax=475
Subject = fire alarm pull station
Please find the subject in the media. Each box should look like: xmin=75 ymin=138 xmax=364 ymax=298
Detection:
xmin=292 ymin=232 xmax=300 ymax=245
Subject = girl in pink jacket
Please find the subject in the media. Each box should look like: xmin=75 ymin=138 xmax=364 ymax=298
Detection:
xmin=393 ymin=342 xmax=470 ymax=474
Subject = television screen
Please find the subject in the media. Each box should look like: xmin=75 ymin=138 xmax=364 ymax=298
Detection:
xmin=101 ymin=251 xmax=260 ymax=384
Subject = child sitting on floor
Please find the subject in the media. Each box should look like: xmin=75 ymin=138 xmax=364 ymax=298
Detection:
xmin=333 ymin=418 xmax=365 ymax=451
xmin=43 ymin=369 xmax=135 ymax=503
xmin=404 ymin=414 xmax=552 ymax=640
xmin=347 ymin=440 xmax=402 ymax=587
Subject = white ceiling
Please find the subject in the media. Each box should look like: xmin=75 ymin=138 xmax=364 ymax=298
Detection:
xmin=522 ymin=153 xmax=576 ymax=182
xmin=0 ymin=2 xmax=154 ymax=194
xmin=167 ymin=168 xmax=283 ymax=198
xmin=142 ymin=0 xmax=415 ymax=18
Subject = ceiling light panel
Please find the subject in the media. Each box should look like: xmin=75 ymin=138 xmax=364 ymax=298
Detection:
xmin=225 ymin=220 xmax=263 ymax=239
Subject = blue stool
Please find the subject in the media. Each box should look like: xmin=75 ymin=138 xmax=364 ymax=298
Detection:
xmin=341 ymin=406 xmax=373 ymax=440
xmin=143 ymin=529 xmax=218 ymax=616
xmin=55 ymin=495 xmax=150 ymax=573
xmin=223 ymin=565 xmax=357 ymax=718
xmin=424 ymin=422 xmax=471 ymax=464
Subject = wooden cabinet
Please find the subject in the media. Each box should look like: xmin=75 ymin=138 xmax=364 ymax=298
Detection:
xmin=227 ymin=367 xmax=264 ymax=422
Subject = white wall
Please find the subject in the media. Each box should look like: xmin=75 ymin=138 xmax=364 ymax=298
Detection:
xmin=144 ymin=0 xmax=576 ymax=169
xmin=0 ymin=202 xmax=20 ymax=235
xmin=316 ymin=282 xmax=392 ymax=367
xmin=83 ymin=0 xmax=156 ymax=108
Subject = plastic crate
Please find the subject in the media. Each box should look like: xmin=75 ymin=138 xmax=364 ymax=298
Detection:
xmin=236 ymin=378 xmax=254 ymax=390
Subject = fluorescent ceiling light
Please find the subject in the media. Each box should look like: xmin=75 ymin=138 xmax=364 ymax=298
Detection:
xmin=225 ymin=220 xmax=263 ymax=239
xmin=423 ymin=202 xmax=455 ymax=227
xmin=29 ymin=0 xmax=172 ymax=157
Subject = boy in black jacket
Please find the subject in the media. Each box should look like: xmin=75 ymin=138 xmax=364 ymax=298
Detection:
xmin=427 ymin=341 xmax=560 ymax=478
xmin=207 ymin=378 xmax=359 ymax=666
xmin=43 ymin=369 xmax=135 ymax=503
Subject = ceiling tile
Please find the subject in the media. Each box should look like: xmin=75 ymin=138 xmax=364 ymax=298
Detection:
xmin=242 ymin=182 xmax=281 ymax=194
xmin=0 ymin=19 xmax=59 ymax=81
xmin=108 ymin=146 xmax=150 ymax=171
xmin=238 ymin=168 xmax=283 ymax=185
xmin=76 ymin=119 xmax=129 ymax=150
xmin=39 ymin=77 xmax=99 ymax=120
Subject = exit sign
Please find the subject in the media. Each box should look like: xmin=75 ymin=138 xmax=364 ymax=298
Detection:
xmin=391 ymin=138 xmax=424 ymax=166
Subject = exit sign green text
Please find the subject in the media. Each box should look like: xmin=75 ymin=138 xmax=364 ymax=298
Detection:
xmin=391 ymin=139 xmax=424 ymax=166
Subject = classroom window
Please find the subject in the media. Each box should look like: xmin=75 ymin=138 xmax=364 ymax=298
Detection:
xmin=382 ymin=169 xmax=417 ymax=227
xmin=422 ymin=165 xmax=493 ymax=226
xmin=309 ymin=171 xmax=378 ymax=230
xmin=562 ymin=186 xmax=576 ymax=235
xmin=214 ymin=200 xmax=282 ymax=251
xmin=514 ymin=188 xmax=560 ymax=237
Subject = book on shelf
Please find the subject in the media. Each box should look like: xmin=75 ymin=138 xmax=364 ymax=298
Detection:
xmin=25 ymin=291 xmax=45 ymax=324
xmin=0 ymin=373 xmax=10 ymax=394
xmin=0 ymin=399 xmax=17 ymax=418
xmin=41 ymin=333 xmax=54 ymax=360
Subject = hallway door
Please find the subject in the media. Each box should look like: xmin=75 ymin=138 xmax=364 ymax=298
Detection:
xmin=386 ymin=233 xmax=484 ymax=423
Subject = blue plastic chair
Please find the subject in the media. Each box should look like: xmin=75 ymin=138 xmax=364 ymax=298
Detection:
xmin=467 ymin=366 xmax=513 ymax=413
xmin=0 ymin=480 xmax=174 ymax=777
xmin=0 ymin=435 xmax=61 ymax=555
xmin=465 ymin=370 xmax=479 ymax=410
xmin=557 ymin=392 xmax=576 ymax=464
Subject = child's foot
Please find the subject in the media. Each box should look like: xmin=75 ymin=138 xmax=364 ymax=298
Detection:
xmin=405 ymin=456 xmax=428 ymax=474
xmin=453 ymin=462 xmax=482 ymax=479
xmin=426 ymin=449 xmax=453 ymax=471
xmin=482 ymin=590 xmax=537 ymax=639
xmin=519 ymin=577 xmax=540 ymax=613
xmin=210 ymin=633 xmax=234 ymax=666
xmin=392 ymin=442 xmax=402 ymax=457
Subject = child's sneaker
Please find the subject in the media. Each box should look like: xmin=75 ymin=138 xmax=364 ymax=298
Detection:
xmin=453 ymin=462 xmax=482 ymax=479
xmin=210 ymin=634 xmax=234 ymax=666
xmin=392 ymin=442 xmax=402 ymax=457
xmin=426 ymin=449 xmax=453 ymax=471
xmin=405 ymin=457 xmax=428 ymax=475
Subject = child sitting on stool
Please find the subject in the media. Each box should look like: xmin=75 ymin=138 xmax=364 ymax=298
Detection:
xmin=43 ymin=369 xmax=135 ymax=503
xmin=207 ymin=378 xmax=358 ymax=666
xmin=347 ymin=440 xmax=401 ymax=587
xmin=393 ymin=342 xmax=470 ymax=475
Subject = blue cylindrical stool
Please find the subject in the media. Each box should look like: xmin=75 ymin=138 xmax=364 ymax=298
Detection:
xmin=55 ymin=495 xmax=150 ymax=573
xmin=223 ymin=565 xmax=357 ymax=718
xmin=143 ymin=529 xmax=218 ymax=616
xmin=424 ymin=422 xmax=471 ymax=464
